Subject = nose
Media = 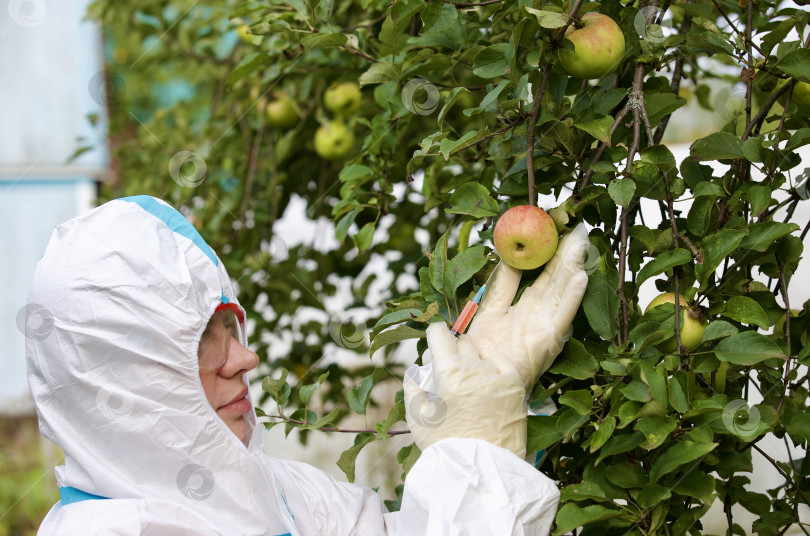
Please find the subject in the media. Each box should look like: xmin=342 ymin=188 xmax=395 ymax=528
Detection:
xmin=221 ymin=336 xmax=259 ymax=377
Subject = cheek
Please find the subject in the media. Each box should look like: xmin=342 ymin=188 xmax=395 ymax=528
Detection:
xmin=198 ymin=371 xmax=217 ymax=407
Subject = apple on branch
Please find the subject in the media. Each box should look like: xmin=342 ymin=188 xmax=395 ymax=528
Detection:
xmin=324 ymin=82 xmax=362 ymax=116
xmin=314 ymin=120 xmax=355 ymax=161
xmin=493 ymin=205 xmax=559 ymax=270
xmin=645 ymin=292 xmax=707 ymax=351
xmin=265 ymin=94 xmax=300 ymax=129
xmin=558 ymin=13 xmax=625 ymax=80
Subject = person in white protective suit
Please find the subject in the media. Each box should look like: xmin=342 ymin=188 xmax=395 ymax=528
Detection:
xmin=26 ymin=195 xmax=589 ymax=535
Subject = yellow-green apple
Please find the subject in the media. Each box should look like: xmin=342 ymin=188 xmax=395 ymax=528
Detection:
xmin=265 ymin=94 xmax=300 ymax=128
xmin=559 ymin=13 xmax=625 ymax=79
xmin=324 ymin=82 xmax=362 ymax=116
xmin=645 ymin=292 xmax=707 ymax=351
xmin=493 ymin=206 xmax=559 ymax=270
xmin=793 ymin=81 xmax=810 ymax=105
xmin=314 ymin=121 xmax=354 ymax=160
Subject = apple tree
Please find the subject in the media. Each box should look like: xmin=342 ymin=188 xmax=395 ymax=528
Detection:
xmin=86 ymin=0 xmax=810 ymax=533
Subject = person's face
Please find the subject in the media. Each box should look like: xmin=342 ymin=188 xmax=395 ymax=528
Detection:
xmin=198 ymin=309 xmax=258 ymax=444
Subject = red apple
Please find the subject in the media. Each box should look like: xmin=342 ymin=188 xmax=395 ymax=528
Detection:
xmin=559 ymin=13 xmax=625 ymax=80
xmin=493 ymin=206 xmax=559 ymax=270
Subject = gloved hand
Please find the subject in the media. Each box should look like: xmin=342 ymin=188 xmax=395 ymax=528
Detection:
xmin=466 ymin=223 xmax=590 ymax=392
xmin=404 ymin=322 xmax=528 ymax=457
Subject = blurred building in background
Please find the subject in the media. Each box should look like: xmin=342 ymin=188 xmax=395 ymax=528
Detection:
xmin=0 ymin=0 xmax=107 ymax=415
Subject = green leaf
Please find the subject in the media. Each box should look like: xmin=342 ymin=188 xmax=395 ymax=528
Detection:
xmin=667 ymin=372 xmax=690 ymax=413
xmin=605 ymin=463 xmax=647 ymax=488
xmin=347 ymin=368 xmax=390 ymax=415
xmin=442 ymin=246 xmax=486 ymax=297
xmin=227 ymin=52 xmax=270 ymax=86
xmin=622 ymin=381 xmax=651 ymax=403
xmin=437 ymin=87 xmax=471 ymax=131
xmin=701 ymin=320 xmax=738 ymax=342
xmin=738 ymin=221 xmax=799 ymax=252
xmin=472 ymin=43 xmax=510 ymax=79
xmin=438 ymin=128 xmax=487 ymax=160
xmin=596 ymin=431 xmax=645 ymax=465
xmin=721 ymin=296 xmax=771 ymax=329
xmin=575 ymin=116 xmax=615 ymax=146
xmin=650 ymin=441 xmax=717 ymax=483
xmin=672 ymin=470 xmax=716 ymax=501
xmin=553 ymin=503 xmax=622 ymax=535
xmin=786 ymin=413 xmax=810 ymax=444
xmin=527 ymin=415 xmax=563 ymax=452
xmin=715 ymin=331 xmax=786 ymax=365
xmin=359 ymin=61 xmax=401 ymax=86
xmin=589 ymin=416 xmax=616 ymax=453
xmin=695 ymin=229 xmax=747 ymax=287
xmin=429 ymin=227 xmax=450 ymax=292
xmin=635 ymin=417 xmax=677 ymax=450
xmin=353 ymin=222 xmax=375 ymax=252
xmin=690 ymin=131 xmax=744 ymax=161
xmin=556 ymin=408 xmax=590 ymax=440
xmin=369 ymin=325 xmax=426 ymax=356
xmin=299 ymin=371 xmax=329 ymax=405
xmin=638 ymin=361 xmax=668 ymax=407
xmin=607 ymin=178 xmax=635 ymax=207
xmin=524 ymin=7 xmax=569 ymax=28
xmin=637 ymin=248 xmax=692 ymax=287
xmin=306 ymin=407 xmax=342 ymax=430
xmin=582 ymin=256 xmax=619 ymax=340
xmin=559 ymin=390 xmax=593 ymax=416
xmin=337 ymin=432 xmax=376 ymax=482
xmin=301 ymin=32 xmax=348 ymax=50
xmin=445 ymin=182 xmax=500 ymax=218
xmin=687 ymin=196 xmax=716 ymax=236
xmin=548 ymin=339 xmax=599 ymax=379
xmin=776 ymin=48 xmax=810 ymax=83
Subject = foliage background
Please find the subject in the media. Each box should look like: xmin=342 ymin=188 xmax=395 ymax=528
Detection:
xmin=67 ymin=0 xmax=810 ymax=533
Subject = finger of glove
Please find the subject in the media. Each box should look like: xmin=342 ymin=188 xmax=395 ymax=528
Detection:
xmin=472 ymin=262 xmax=521 ymax=323
xmin=552 ymin=270 xmax=588 ymax=337
xmin=426 ymin=322 xmax=460 ymax=370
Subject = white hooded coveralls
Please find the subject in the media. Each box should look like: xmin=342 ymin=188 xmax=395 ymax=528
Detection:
xmin=26 ymin=196 xmax=560 ymax=535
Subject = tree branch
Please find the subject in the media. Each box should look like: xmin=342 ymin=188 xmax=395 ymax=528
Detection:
xmin=526 ymin=66 xmax=552 ymax=206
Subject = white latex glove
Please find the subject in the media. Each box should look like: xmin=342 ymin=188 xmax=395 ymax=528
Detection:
xmin=466 ymin=223 xmax=590 ymax=392
xmin=404 ymin=323 xmax=528 ymax=458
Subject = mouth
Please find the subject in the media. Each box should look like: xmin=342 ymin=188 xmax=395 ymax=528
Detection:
xmin=219 ymin=387 xmax=251 ymax=413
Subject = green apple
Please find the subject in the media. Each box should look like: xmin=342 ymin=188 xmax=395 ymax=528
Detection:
xmin=265 ymin=94 xmax=300 ymax=129
xmin=324 ymin=82 xmax=362 ymax=116
xmin=793 ymin=81 xmax=810 ymax=105
xmin=645 ymin=292 xmax=707 ymax=351
xmin=559 ymin=13 xmax=625 ymax=80
xmin=314 ymin=121 xmax=354 ymax=160
xmin=493 ymin=206 xmax=559 ymax=270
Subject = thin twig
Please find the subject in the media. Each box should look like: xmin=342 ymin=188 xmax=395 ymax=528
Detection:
xmin=265 ymin=415 xmax=411 ymax=436
xmin=751 ymin=443 xmax=810 ymax=508
xmin=776 ymin=266 xmax=793 ymax=414
xmin=527 ymin=66 xmax=552 ymax=206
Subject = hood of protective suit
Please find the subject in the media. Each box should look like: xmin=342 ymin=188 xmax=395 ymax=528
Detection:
xmin=26 ymin=196 xmax=296 ymax=535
